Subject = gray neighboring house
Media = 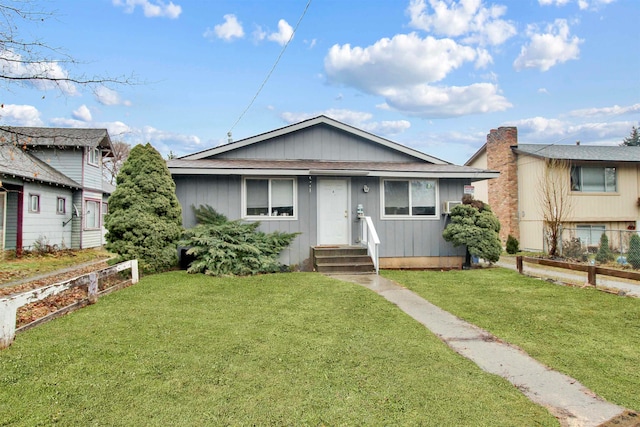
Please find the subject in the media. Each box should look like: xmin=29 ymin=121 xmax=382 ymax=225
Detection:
xmin=0 ymin=127 xmax=114 ymax=253
xmin=168 ymin=116 xmax=499 ymax=271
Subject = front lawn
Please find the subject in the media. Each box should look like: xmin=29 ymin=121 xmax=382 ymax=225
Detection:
xmin=0 ymin=272 xmax=557 ymax=426
xmin=383 ymin=268 xmax=640 ymax=412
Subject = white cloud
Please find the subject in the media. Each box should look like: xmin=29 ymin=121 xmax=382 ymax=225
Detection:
xmin=407 ymin=0 xmax=516 ymax=46
xmin=95 ymin=86 xmax=131 ymax=106
xmin=0 ymin=49 xmax=78 ymax=96
xmin=305 ymin=38 xmax=317 ymax=49
xmin=281 ymin=109 xmax=411 ymax=136
xmin=567 ymin=103 xmax=640 ymax=118
xmin=324 ymin=31 xmax=510 ymax=118
xmin=205 ymin=14 xmax=244 ymax=42
xmin=504 ymin=115 xmax=634 ymax=145
xmin=514 ymin=19 xmax=583 ymax=71
xmin=380 ymin=82 xmax=512 ymax=117
xmin=538 ymin=88 xmax=549 ymax=94
xmin=325 ymin=33 xmax=477 ymax=91
xmin=72 ymin=105 xmax=92 ymax=122
xmin=267 ymin=19 xmax=294 ymax=46
xmin=113 ymin=0 xmax=182 ymax=19
xmin=0 ymin=104 xmax=43 ymax=126
xmin=539 ymin=0 xmax=616 ymax=10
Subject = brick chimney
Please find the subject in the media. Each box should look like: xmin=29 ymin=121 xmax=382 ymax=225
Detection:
xmin=486 ymin=127 xmax=519 ymax=244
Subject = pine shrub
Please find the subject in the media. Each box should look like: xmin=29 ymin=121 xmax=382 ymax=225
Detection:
xmin=180 ymin=205 xmax=299 ymax=276
xmin=627 ymin=234 xmax=640 ymax=269
xmin=506 ymin=234 xmax=519 ymax=254
xmin=594 ymin=233 xmax=614 ymax=264
xmin=105 ymin=143 xmax=183 ymax=273
xmin=443 ymin=201 xmax=502 ymax=264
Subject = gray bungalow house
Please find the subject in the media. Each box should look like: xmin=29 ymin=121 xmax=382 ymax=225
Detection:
xmin=0 ymin=127 xmax=114 ymax=253
xmin=168 ymin=116 xmax=499 ymax=271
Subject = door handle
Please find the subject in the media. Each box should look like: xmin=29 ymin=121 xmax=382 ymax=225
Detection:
xmin=344 ymin=210 xmax=348 ymax=218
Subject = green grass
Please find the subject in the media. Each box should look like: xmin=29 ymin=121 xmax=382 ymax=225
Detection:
xmin=382 ymin=268 xmax=640 ymax=412
xmin=0 ymin=248 xmax=112 ymax=283
xmin=0 ymin=272 xmax=557 ymax=426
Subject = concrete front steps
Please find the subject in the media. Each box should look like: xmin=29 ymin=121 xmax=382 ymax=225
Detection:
xmin=312 ymin=246 xmax=375 ymax=274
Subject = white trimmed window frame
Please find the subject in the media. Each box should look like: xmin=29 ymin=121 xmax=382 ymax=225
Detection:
xmin=84 ymin=199 xmax=101 ymax=230
xmin=380 ymin=178 xmax=439 ymax=220
xmin=56 ymin=196 xmax=66 ymax=215
xmin=241 ymin=177 xmax=297 ymax=220
xmin=88 ymin=147 xmax=100 ymax=166
xmin=28 ymin=193 xmax=40 ymax=213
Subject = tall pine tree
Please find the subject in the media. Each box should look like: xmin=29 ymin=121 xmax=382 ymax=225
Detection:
xmin=621 ymin=126 xmax=640 ymax=146
xmin=105 ymin=143 xmax=183 ymax=273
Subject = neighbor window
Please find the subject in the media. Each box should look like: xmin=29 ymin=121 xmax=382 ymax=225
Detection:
xmin=28 ymin=194 xmax=40 ymax=213
xmin=244 ymin=178 xmax=295 ymax=218
xmin=85 ymin=200 xmax=100 ymax=229
xmin=570 ymin=166 xmax=616 ymax=192
xmin=88 ymin=147 xmax=100 ymax=166
xmin=576 ymin=224 xmax=606 ymax=246
xmin=382 ymin=179 xmax=437 ymax=217
xmin=56 ymin=197 xmax=66 ymax=214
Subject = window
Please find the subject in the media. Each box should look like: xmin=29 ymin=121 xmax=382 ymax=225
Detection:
xmin=57 ymin=197 xmax=66 ymax=214
xmin=570 ymin=166 xmax=616 ymax=192
xmin=88 ymin=147 xmax=100 ymax=166
xmin=244 ymin=178 xmax=295 ymax=218
xmin=85 ymin=200 xmax=100 ymax=229
xmin=28 ymin=194 xmax=40 ymax=213
xmin=576 ymin=225 xmax=606 ymax=247
xmin=382 ymin=179 xmax=437 ymax=218
xmin=102 ymin=202 xmax=108 ymax=223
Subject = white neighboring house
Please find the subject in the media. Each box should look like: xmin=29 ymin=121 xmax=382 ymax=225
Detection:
xmin=0 ymin=127 xmax=115 ymax=254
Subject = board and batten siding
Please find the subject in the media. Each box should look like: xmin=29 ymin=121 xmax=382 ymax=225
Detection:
xmin=173 ymin=174 xmax=467 ymax=269
xmin=354 ymin=178 xmax=468 ymax=259
xmin=217 ymin=125 xmax=417 ymax=162
xmin=21 ymin=182 xmax=73 ymax=249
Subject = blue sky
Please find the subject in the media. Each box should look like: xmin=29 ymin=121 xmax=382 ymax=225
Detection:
xmin=1 ymin=0 xmax=638 ymax=164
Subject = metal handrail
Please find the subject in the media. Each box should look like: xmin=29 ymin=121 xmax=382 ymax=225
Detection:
xmin=361 ymin=216 xmax=380 ymax=274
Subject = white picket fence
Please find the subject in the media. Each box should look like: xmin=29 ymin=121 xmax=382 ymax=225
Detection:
xmin=0 ymin=260 xmax=138 ymax=349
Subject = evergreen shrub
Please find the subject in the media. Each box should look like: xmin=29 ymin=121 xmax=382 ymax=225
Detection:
xmin=506 ymin=234 xmax=519 ymax=254
xmin=105 ymin=143 xmax=183 ymax=273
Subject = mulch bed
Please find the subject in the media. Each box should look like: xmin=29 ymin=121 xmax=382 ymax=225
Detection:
xmin=1 ymin=261 xmax=118 ymax=328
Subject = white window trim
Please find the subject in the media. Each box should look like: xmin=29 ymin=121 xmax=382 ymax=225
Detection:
xmin=84 ymin=198 xmax=101 ymax=230
xmin=88 ymin=147 xmax=100 ymax=166
xmin=56 ymin=196 xmax=66 ymax=215
xmin=241 ymin=177 xmax=298 ymax=220
xmin=380 ymin=178 xmax=440 ymax=220
xmin=28 ymin=193 xmax=40 ymax=213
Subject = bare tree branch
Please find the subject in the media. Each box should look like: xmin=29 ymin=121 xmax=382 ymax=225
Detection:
xmin=538 ymin=158 xmax=574 ymax=257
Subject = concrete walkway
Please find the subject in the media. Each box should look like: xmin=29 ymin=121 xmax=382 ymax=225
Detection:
xmin=331 ymin=273 xmax=627 ymax=427
xmin=496 ymin=258 xmax=640 ymax=298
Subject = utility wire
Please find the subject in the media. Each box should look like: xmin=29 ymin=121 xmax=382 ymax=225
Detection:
xmin=228 ymin=0 xmax=313 ymax=137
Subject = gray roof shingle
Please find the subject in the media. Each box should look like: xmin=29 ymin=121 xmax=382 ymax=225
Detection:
xmin=0 ymin=126 xmax=112 ymax=150
xmin=514 ymin=144 xmax=640 ymax=162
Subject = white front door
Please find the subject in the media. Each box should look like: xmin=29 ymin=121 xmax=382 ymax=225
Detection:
xmin=317 ymin=178 xmax=350 ymax=245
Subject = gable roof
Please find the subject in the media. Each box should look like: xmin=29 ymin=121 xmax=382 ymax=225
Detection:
xmin=0 ymin=144 xmax=81 ymax=188
xmin=513 ymin=144 xmax=640 ymax=162
xmin=0 ymin=126 xmax=113 ymax=152
xmin=180 ymin=115 xmax=450 ymax=165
